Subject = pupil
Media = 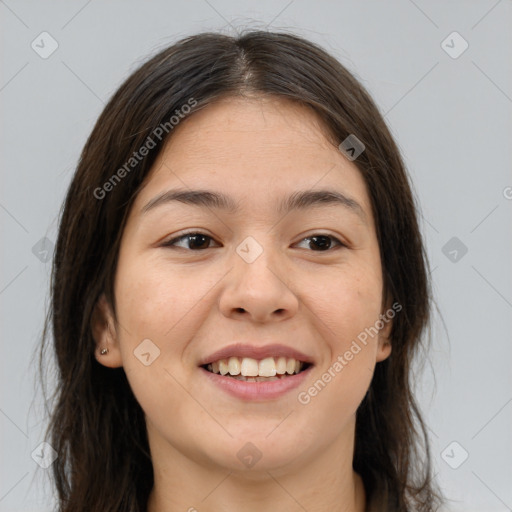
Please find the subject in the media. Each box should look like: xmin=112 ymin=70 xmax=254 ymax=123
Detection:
xmin=311 ymin=235 xmax=330 ymax=250
xmin=190 ymin=234 xmax=208 ymax=249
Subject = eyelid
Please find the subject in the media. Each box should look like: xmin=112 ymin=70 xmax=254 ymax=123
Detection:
xmin=295 ymin=233 xmax=345 ymax=249
xmin=161 ymin=230 xmax=217 ymax=248
xmin=161 ymin=230 xmax=346 ymax=251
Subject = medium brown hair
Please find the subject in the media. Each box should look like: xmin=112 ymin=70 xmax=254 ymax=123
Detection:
xmin=38 ymin=30 xmax=442 ymax=511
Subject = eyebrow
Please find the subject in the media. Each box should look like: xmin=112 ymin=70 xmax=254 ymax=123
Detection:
xmin=140 ymin=188 xmax=367 ymax=224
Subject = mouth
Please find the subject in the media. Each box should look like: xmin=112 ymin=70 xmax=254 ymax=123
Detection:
xmin=198 ymin=343 xmax=315 ymax=400
xmin=201 ymin=356 xmax=313 ymax=382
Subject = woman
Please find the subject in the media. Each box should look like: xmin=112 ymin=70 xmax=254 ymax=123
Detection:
xmin=39 ymin=30 xmax=442 ymax=511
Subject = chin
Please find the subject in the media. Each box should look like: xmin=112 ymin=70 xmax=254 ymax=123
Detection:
xmin=201 ymin=427 xmax=310 ymax=473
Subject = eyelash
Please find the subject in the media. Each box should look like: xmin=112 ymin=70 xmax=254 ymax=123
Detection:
xmin=161 ymin=231 xmax=345 ymax=252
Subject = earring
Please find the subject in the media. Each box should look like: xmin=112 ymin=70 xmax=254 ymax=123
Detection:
xmin=100 ymin=347 xmax=109 ymax=355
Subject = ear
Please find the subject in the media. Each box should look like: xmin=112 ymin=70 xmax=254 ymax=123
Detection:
xmin=375 ymin=300 xmax=395 ymax=363
xmin=91 ymin=293 xmax=123 ymax=368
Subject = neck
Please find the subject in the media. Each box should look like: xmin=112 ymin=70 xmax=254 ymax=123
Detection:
xmin=146 ymin=419 xmax=366 ymax=512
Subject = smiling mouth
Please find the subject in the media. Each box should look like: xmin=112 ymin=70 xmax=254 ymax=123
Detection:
xmin=201 ymin=356 xmax=312 ymax=382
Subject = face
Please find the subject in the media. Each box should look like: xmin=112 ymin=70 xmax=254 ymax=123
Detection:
xmin=92 ymin=96 xmax=392 ymax=474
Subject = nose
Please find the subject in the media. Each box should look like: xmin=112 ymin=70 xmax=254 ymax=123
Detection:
xmin=218 ymin=237 xmax=299 ymax=324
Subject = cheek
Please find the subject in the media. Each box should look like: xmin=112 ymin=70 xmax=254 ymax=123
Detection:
xmin=303 ymin=258 xmax=383 ymax=345
xmin=295 ymin=258 xmax=382 ymax=408
xmin=112 ymin=256 xmax=220 ymax=410
xmin=114 ymin=255 xmax=213 ymax=340
xmin=296 ymin=275 xmax=380 ymax=425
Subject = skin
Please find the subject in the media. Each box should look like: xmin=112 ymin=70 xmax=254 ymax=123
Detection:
xmin=92 ymin=95 xmax=392 ymax=512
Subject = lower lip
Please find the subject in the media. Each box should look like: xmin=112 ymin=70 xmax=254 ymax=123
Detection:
xmin=199 ymin=366 xmax=313 ymax=401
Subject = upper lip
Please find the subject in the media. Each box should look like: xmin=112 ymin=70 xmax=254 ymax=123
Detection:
xmin=199 ymin=343 xmax=315 ymax=366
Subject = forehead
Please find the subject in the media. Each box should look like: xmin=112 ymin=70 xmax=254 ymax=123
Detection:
xmin=161 ymin=95 xmax=336 ymax=161
xmin=133 ymin=96 xmax=373 ymax=224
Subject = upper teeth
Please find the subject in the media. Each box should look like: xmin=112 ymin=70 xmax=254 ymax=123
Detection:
xmin=207 ymin=357 xmax=304 ymax=377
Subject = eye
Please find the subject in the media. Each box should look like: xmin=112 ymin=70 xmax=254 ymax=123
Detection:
xmin=161 ymin=232 xmax=217 ymax=250
xmin=294 ymin=234 xmax=344 ymax=251
xmin=161 ymin=232 xmax=344 ymax=252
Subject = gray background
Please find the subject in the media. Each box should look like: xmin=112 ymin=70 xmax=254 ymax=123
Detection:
xmin=1 ymin=1 xmax=511 ymax=511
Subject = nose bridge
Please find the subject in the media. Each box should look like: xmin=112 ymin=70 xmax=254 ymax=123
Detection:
xmin=219 ymin=232 xmax=298 ymax=322
xmin=235 ymin=234 xmax=268 ymax=266
xmin=232 ymin=233 xmax=285 ymax=290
